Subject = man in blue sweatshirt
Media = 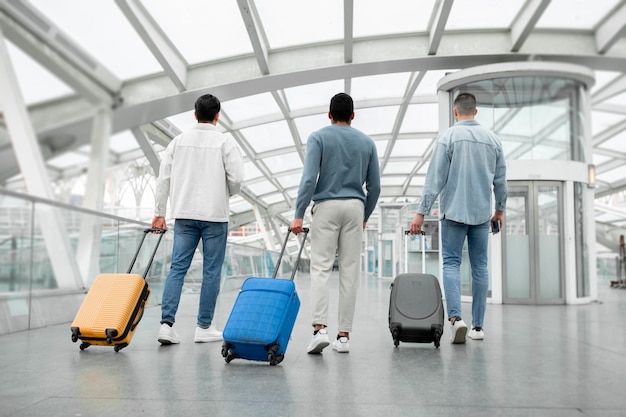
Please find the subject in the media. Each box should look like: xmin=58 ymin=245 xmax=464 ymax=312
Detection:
xmin=291 ymin=93 xmax=381 ymax=354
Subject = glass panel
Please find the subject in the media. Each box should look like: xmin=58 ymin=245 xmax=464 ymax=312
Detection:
xmin=352 ymin=73 xmax=411 ymax=101
xmin=537 ymin=0 xmax=622 ymax=30
xmin=276 ymin=173 xmax=302 ymax=189
xmin=382 ymin=240 xmax=393 ymax=277
xmin=0 ymin=195 xmax=34 ymax=292
xmin=262 ymin=153 xmax=303 ymax=174
xmin=537 ymin=186 xmax=562 ymax=299
xmin=390 ymin=138 xmax=433 ymax=158
xmin=295 ymin=114 xmax=332 ymax=143
xmin=0 ymin=190 xmax=298 ymax=334
xmin=381 ymin=206 xmax=401 ymax=233
xmin=352 ymin=106 xmax=399 ymax=136
xmin=401 ymin=104 xmax=439 ymax=133
xmin=354 ymin=0 xmax=433 ymax=37
xmin=284 ymin=81 xmax=343 ymax=111
xmin=505 ymin=188 xmax=531 ymax=299
xmin=241 ymin=121 xmax=293 ymax=153
xmin=366 ymin=230 xmax=378 ymax=274
xmin=142 ymin=0 xmax=252 ymax=64
xmin=167 ymin=110 xmax=196 ymax=132
xmin=31 ymin=0 xmax=161 ymax=79
xmin=6 ymin=42 xmax=73 ymax=106
xmin=446 ymin=0 xmax=524 ymax=30
xmin=255 ymin=1 xmax=343 ymax=49
xmin=454 ymin=76 xmax=584 ymax=162
xmin=223 ymin=93 xmax=281 ymax=124
xmin=383 ymin=161 xmax=416 ymax=175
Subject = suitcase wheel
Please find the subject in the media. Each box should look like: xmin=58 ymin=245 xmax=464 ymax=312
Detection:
xmin=268 ymin=351 xmax=284 ymax=366
xmin=221 ymin=342 xmax=237 ymax=363
xmin=434 ymin=328 xmax=442 ymax=349
xmin=221 ymin=343 xmax=232 ymax=358
xmin=71 ymin=327 xmax=80 ymax=343
xmin=390 ymin=326 xmax=400 ymax=348
xmin=114 ymin=343 xmax=128 ymax=352
xmin=266 ymin=344 xmax=284 ymax=366
xmin=79 ymin=342 xmax=90 ymax=351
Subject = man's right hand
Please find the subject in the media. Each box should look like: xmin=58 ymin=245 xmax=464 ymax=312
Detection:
xmin=410 ymin=213 xmax=425 ymax=235
xmin=290 ymin=218 xmax=304 ymax=235
xmin=152 ymin=216 xmax=167 ymax=231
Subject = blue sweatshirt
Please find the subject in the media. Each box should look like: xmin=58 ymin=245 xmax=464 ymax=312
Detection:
xmin=295 ymin=124 xmax=381 ymax=222
xmin=418 ymin=119 xmax=507 ymax=225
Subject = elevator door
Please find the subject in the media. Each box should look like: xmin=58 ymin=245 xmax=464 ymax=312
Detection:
xmin=503 ymin=181 xmax=564 ymax=304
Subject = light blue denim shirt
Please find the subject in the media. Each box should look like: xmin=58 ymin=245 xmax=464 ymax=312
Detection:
xmin=418 ymin=119 xmax=507 ymax=225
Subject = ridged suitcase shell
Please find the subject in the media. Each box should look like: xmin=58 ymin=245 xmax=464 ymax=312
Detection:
xmin=71 ymin=273 xmax=150 ymax=348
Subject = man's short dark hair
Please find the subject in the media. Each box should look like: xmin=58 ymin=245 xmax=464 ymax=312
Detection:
xmin=329 ymin=93 xmax=354 ymax=123
xmin=195 ymin=94 xmax=221 ymax=123
xmin=454 ymin=93 xmax=477 ymax=116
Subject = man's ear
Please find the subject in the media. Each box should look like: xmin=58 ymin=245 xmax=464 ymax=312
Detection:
xmin=350 ymin=112 xmax=355 ymax=121
xmin=214 ymin=112 xmax=220 ymax=123
xmin=328 ymin=112 xmax=332 ymax=120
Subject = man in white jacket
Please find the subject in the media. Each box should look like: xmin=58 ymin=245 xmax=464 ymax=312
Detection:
xmin=152 ymin=94 xmax=244 ymax=345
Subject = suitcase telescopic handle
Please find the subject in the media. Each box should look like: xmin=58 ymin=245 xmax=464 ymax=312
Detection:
xmin=272 ymin=227 xmax=310 ymax=280
xmin=404 ymin=230 xmax=426 ymax=274
xmin=127 ymin=228 xmax=167 ymax=278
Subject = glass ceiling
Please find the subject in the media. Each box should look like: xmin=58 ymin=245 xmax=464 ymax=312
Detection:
xmin=1 ymin=0 xmax=626 ymax=251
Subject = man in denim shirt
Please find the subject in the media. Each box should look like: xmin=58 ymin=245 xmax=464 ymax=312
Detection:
xmin=410 ymin=92 xmax=507 ymax=344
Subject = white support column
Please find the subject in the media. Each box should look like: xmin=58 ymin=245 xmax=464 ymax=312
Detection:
xmin=253 ymin=205 xmax=273 ymax=250
xmin=583 ymin=84 xmax=598 ymax=303
xmin=427 ymin=0 xmax=453 ymax=55
xmin=562 ymin=180 xmax=577 ymax=304
xmin=131 ymin=126 xmax=161 ymax=175
xmin=75 ymin=107 xmax=112 ymax=286
xmin=0 ymin=29 xmax=82 ymax=289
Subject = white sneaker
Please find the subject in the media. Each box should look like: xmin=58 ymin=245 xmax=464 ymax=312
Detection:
xmin=194 ymin=325 xmax=223 ymax=343
xmin=158 ymin=323 xmax=180 ymax=345
xmin=332 ymin=336 xmax=350 ymax=353
xmin=468 ymin=327 xmax=484 ymax=340
xmin=306 ymin=328 xmax=330 ymax=354
xmin=450 ymin=318 xmax=467 ymax=344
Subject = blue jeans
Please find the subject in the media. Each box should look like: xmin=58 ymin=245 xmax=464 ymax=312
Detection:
xmin=440 ymin=218 xmax=490 ymax=328
xmin=161 ymin=219 xmax=228 ymax=328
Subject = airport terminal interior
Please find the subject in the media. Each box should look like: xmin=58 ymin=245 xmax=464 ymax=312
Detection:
xmin=1 ymin=1 xmax=626 ymax=416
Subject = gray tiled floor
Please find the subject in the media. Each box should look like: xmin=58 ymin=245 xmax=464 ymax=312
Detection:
xmin=2 ymin=272 xmax=626 ymax=417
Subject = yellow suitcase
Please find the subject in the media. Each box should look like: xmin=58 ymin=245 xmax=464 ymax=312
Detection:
xmin=70 ymin=228 xmax=165 ymax=352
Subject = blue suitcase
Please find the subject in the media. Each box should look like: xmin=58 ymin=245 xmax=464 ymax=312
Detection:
xmin=221 ymin=228 xmax=308 ymax=366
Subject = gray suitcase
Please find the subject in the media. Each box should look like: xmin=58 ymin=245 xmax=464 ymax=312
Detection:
xmin=388 ymin=231 xmax=444 ymax=348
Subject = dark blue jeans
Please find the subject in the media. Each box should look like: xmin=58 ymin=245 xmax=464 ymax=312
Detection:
xmin=160 ymin=219 xmax=228 ymax=328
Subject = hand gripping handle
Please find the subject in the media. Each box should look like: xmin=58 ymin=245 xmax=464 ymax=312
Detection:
xmin=272 ymin=227 xmax=310 ymax=280
xmin=127 ymin=228 xmax=167 ymax=278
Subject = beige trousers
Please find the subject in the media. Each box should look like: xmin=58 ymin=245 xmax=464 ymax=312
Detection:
xmin=310 ymin=199 xmax=363 ymax=333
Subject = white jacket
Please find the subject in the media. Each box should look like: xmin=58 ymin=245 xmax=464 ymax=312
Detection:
xmin=154 ymin=123 xmax=244 ymax=222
